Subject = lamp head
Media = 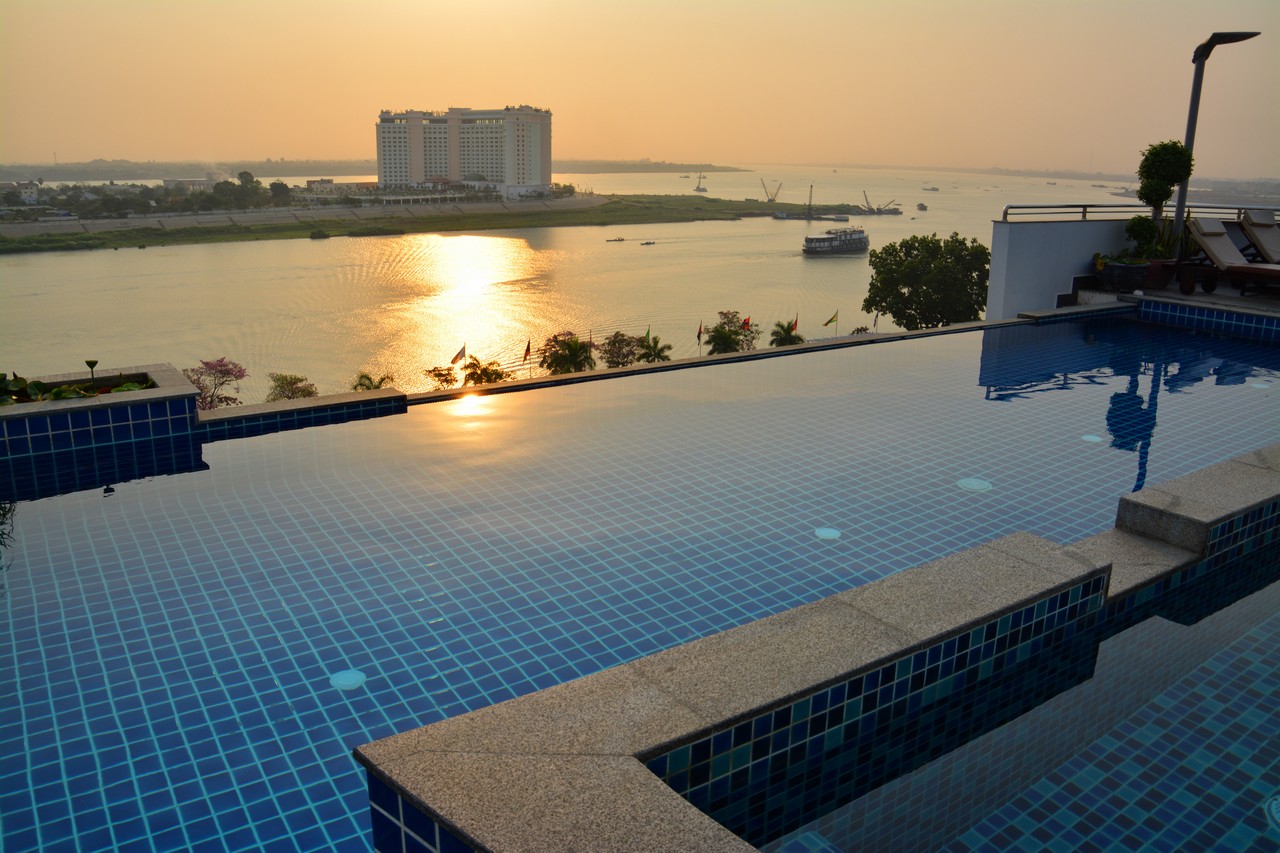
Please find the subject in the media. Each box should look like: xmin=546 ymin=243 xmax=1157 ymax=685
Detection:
xmin=1192 ymin=31 xmax=1260 ymax=63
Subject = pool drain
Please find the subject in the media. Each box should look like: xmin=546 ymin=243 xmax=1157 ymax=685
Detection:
xmin=957 ymin=477 xmax=992 ymax=492
xmin=814 ymin=527 xmax=841 ymax=540
xmin=330 ymin=670 xmax=367 ymax=691
xmin=1081 ymin=434 xmax=1104 ymax=443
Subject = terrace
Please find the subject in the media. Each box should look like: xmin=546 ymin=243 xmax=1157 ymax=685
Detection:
xmin=2 ymin=211 xmax=1279 ymax=852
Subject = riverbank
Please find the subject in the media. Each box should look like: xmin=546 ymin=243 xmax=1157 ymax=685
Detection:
xmin=0 ymin=194 xmax=845 ymax=254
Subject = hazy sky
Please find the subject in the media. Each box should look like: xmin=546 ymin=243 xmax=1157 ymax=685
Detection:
xmin=1 ymin=0 xmax=1276 ymax=178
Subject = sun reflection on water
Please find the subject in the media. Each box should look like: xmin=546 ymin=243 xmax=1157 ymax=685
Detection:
xmin=358 ymin=233 xmax=559 ymax=392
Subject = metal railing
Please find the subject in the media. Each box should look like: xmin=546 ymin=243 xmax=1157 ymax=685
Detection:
xmin=1001 ymin=202 xmax=1279 ymax=222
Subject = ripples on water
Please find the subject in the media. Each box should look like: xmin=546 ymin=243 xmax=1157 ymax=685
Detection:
xmin=0 ymin=165 xmax=1122 ymax=399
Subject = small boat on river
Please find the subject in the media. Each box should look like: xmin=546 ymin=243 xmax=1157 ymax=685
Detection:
xmin=803 ymin=227 xmax=869 ymax=256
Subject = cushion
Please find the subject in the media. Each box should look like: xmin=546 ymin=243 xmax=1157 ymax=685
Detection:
xmin=1192 ymin=218 xmax=1227 ymax=237
xmin=1243 ymin=209 xmax=1276 ymax=228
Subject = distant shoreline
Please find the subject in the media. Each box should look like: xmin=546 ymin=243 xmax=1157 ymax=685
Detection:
xmin=0 ymin=194 xmax=821 ymax=254
xmin=0 ymin=158 xmax=749 ymax=183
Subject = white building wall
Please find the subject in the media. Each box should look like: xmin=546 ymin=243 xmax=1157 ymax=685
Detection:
xmin=988 ymin=219 xmax=1128 ymax=319
xmin=377 ymin=106 xmax=552 ymax=188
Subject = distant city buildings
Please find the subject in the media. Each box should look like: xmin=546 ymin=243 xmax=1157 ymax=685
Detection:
xmin=375 ymin=106 xmax=552 ymax=198
xmin=0 ymin=181 xmax=40 ymax=204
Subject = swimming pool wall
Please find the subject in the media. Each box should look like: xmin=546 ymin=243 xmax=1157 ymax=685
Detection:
xmin=354 ymin=440 xmax=1280 ymax=852
xmin=0 ymin=364 xmax=406 ymax=501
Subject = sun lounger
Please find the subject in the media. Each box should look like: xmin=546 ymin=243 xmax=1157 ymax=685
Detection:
xmin=1181 ymin=218 xmax=1280 ymax=295
xmin=1240 ymin=209 xmax=1280 ymax=264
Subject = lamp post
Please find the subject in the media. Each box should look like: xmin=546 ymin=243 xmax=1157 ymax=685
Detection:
xmin=1171 ymin=31 xmax=1260 ymax=239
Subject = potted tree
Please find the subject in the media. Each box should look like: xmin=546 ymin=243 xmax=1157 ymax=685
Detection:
xmin=1135 ymin=140 xmax=1193 ymax=287
xmin=1092 ymin=140 xmax=1193 ymax=292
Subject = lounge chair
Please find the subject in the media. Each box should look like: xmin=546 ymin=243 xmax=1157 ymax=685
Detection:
xmin=1180 ymin=218 xmax=1280 ymax=295
xmin=1240 ymin=209 xmax=1280 ymax=264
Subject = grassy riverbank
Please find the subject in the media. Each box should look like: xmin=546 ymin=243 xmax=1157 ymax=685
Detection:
xmin=0 ymin=195 xmax=844 ymax=254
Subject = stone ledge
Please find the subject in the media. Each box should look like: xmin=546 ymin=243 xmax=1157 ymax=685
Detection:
xmin=195 ymin=387 xmax=404 ymax=422
xmin=1117 ymin=455 xmax=1280 ymax=553
xmin=1068 ymin=529 xmax=1198 ymax=600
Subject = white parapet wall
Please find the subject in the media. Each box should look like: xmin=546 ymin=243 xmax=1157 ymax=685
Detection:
xmin=988 ymin=219 xmax=1128 ymax=319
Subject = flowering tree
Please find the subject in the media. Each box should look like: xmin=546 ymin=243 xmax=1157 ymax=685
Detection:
xmin=183 ymin=357 xmax=248 ymax=410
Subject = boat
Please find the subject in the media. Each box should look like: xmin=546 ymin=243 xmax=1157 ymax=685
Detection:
xmin=802 ymin=227 xmax=869 ymax=256
xmin=679 ymin=174 xmax=690 ymax=179
xmin=917 ymin=203 xmax=928 ymax=211
xmin=606 ymin=237 xmax=625 ymax=242
xmin=693 ymin=173 xmax=708 ymax=193
xmin=640 ymin=241 xmax=656 ymax=246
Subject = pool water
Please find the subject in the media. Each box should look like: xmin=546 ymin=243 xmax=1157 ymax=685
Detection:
xmin=1 ymin=316 xmax=1278 ymax=851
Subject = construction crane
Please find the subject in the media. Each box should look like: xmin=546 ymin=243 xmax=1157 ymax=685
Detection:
xmin=760 ymin=179 xmax=782 ymax=202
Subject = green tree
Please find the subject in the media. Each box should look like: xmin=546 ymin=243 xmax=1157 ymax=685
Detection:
xmin=538 ymin=331 xmax=596 ymax=374
xmin=599 ymin=331 xmax=640 ymax=368
xmin=235 ymin=171 xmax=267 ymax=208
xmin=703 ymin=311 xmax=761 ymax=355
xmin=862 ymin=233 xmax=989 ymax=331
xmin=424 ymin=366 xmax=456 ymax=390
xmin=269 ymin=181 xmax=292 ymax=206
xmin=352 ymin=372 xmax=393 ymax=391
xmin=635 ymin=334 xmax=673 ymax=363
xmin=768 ymin=320 xmax=804 ymax=347
xmin=265 ymin=372 xmax=318 ymax=401
xmin=461 ymin=356 xmax=513 ymax=386
xmin=1137 ymin=140 xmax=1193 ymax=221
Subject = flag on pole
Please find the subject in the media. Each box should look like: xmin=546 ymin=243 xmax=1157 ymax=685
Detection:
xmin=790 ymin=315 xmax=798 ymax=333
xmin=522 ymin=340 xmax=531 ymax=363
xmin=450 ymin=344 xmax=466 ymax=365
xmin=697 ymin=321 xmax=703 ymax=344
xmin=823 ymin=310 xmax=839 ymax=327
xmin=742 ymin=316 xmax=751 ymax=331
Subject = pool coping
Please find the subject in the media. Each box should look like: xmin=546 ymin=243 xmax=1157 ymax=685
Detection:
xmin=354 ymin=442 xmax=1280 ymax=851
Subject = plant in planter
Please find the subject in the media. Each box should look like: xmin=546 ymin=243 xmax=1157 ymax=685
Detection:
xmin=0 ymin=370 xmax=157 ymax=405
xmin=1092 ymin=252 xmax=1149 ymax=292
xmin=1092 ymin=140 xmax=1194 ymax=291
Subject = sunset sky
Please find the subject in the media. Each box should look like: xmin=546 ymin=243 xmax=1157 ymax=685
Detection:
xmin=1 ymin=0 xmax=1276 ymax=178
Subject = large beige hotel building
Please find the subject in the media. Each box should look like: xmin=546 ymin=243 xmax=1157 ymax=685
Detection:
xmin=375 ymin=105 xmax=552 ymax=194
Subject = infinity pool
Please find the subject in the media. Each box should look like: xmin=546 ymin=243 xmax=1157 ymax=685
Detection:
xmin=2 ymin=315 xmax=1278 ymax=851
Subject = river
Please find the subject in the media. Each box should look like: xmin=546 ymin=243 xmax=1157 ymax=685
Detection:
xmin=0 ymin=164 xmax=1124 ymax=399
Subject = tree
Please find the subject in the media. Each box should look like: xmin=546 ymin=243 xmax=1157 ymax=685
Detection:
xmin=265 ymin=372 xmax=318 ymax=401
xmin=352 ymin=372 xmax=394 ymax=391
xmin=183 ymin=357 xmax=248 ymax=409
xmin=1137 ymin=140 xmax=1193 ymax=221
xmin=538 ymin=331 xmax=596 ymax=374
xmin=599 ymin=331 xmax=640 ymax=368
xmin=424 ymin=366 xmax=456 ymax=390
xmin=768 ymin=320 xmax=804 ymax=347
xmin=235 ymin=171 xmax=267 ymax=208
xmin=703 ymin=311 xmax=761 ymax=355
xmin=461 ymin=355 xmax=513 ymax=386
xmin=635 ymin=334 xmax=673 ymax=363
xmin=862 ymin=233 xmax=989 ymax=331
xmin=269 ymin=181 xmax=292 ymax=206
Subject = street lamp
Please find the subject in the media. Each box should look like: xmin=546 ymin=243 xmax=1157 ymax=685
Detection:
xmin=1171 ymin=31 xmax=1260 ymax=239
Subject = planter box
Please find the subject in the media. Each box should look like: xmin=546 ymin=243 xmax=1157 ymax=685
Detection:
xmin=1097 ymin=261 xmax=1149 ymax=293
xmin=0 ymin=364 xmax=198 ymax=460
